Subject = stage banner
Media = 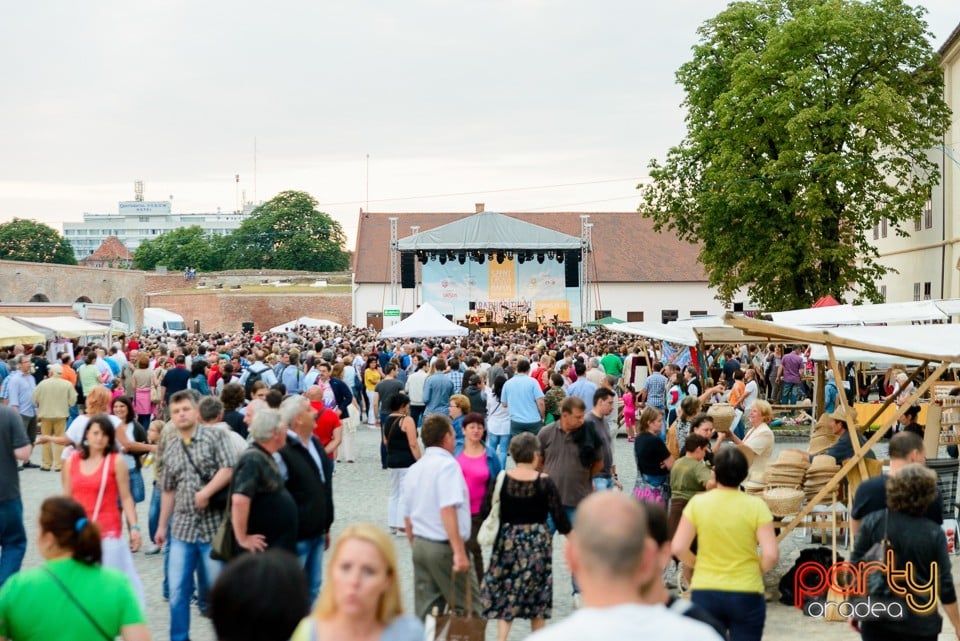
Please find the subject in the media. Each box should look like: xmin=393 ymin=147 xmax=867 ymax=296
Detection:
xmin=422 ymin=256 xmax=582 ymax=324
xmin=488 ymin=258 xmax=516 ymax=300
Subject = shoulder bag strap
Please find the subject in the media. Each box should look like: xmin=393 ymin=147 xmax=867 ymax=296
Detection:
xmin=44 ymin=567 xmax=113 ymax=641
xmin=180 ymin=431 xmax=208 ymax=482
xmin=91 ymin=453 xmax=112 ymax=522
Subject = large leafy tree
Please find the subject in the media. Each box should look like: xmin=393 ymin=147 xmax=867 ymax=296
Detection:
xmin=132 ymin=225 xmax=224 ymax=271
xmin=223 ymin=190 xmax=349 ymax=271
xmin=640 ymin=0 xmax=950 ymax=311
xmin=0 ymin=218 xmax=76 ymax=264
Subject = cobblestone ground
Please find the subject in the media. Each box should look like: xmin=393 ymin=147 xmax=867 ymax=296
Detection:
xmin=15 ymin=427 xmax=960 ymax=640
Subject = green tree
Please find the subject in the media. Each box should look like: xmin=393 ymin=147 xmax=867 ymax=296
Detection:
xmin=640 ymin=0 xmax=950 ymax=311
xmin=0 ymin=218 xmax=76 ymax=265
xmin=224 ymin=190 xmax=349 ymax=271
xmin=132 ymin=226 xmax=223 ymax=271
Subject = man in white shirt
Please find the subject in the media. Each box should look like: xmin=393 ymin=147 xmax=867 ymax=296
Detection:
xmin=403 ymin=414 xmax=483 ymax=621
xmin=528 ymin=492 xmax=722 ymax=641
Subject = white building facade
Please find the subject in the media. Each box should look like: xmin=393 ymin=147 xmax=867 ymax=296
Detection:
xmin=870 ymin=25 xmax=960 ymax=302
xmin=64 ymin=200 xmax=250 ymax=258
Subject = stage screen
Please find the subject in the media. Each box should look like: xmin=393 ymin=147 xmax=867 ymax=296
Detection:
xmin=421 ymin=257 xmax=580 ymax=324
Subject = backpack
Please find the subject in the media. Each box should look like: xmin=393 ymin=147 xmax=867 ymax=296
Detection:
xmin=244 ymin=365 xmax=265 ymax=399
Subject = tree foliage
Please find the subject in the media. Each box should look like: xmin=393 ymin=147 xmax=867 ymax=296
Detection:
xmin=640 ymin=0 xmax=950 ymax=311
xmin=131 ymin=191 xmax=350 ymax=273
xmin=133 ymin=225 xmax=225 ymax=271
xmin=223 ymin=191 xmax=350 ymax=272
xmin=0 ymin=218 xmax=76 ymax=265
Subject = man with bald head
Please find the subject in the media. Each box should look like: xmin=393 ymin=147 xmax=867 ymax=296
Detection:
xmin=528 ymin=492 xmax=722 ymax=640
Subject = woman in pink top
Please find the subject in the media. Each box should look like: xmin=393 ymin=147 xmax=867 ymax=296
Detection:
xmin=62 ymin=413 xmax=145 ymax=606
xmin=455 ymin=413 xmax=503 ymax=583
xmin=622 ymin=385 xmax=637 ymax=442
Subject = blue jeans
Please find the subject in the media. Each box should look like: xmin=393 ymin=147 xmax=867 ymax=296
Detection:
xmin=691 ymin=590 xmax=766 ymax=641
xmin=0 ymin=498 xmax=26 ymax=588
xmin=780 ymin=382 xmax=800 ymax=405
xmin=297 ymin=535 xmax=326 ymax=604
xmin=148 ymin=482 xmax=161 ymax=544
xmin=592 ymin=477 xmax=614 ymax=492
xmin=488 ymin=433 xmax=509 ymax=470
xmin=168 ymin=536 xmax=222 ymax=641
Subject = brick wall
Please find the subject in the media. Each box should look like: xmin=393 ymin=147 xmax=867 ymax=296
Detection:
xmin=0 ymin=260 xmax=146 ymax=314
xmin=145 ymin=293 xmax=352 ymax=333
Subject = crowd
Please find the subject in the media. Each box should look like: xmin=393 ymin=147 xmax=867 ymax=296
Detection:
xmin=0 ymin=323 xmax=957 ymax=641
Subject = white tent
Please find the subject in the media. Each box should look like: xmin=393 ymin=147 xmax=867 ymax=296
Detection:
xmin=268 ymin=317 xmax=342 ymax=333
xmin=15 ymin=316 xmax=109 ymax=340
xmin=378 ymin=303 xmax=468 ymax=339
xmin=768 ymin=299 xmax=960 ymax=326
xmin=0 ymin=316 xmax=45 ymax=347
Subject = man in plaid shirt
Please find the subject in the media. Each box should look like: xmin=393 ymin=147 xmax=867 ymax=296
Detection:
xmin=156 ymin=390 xmax=236 ymax=641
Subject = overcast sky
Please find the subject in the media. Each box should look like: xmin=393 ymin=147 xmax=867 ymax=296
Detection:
xmin=0 ymin=1 xmax=957 ymax=248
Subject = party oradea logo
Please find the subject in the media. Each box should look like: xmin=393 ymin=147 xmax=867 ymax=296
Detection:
xmin=794 ymin=549 xmax=938 ymax=620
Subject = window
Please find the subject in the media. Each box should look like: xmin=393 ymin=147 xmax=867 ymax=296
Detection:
xmin=880 ymin=285 xmax=887 ymax=303
xmin=913 ymin=282 xmax=921 ymax=302
xmin=925 ymin=196 xmax=933 ymax=229
xmin=924 ymin=282 xmax=932 ymax=300
xmin=881 ymin=218 xmax=887 ymax=238
xmin=915 ymin=216 xmax=922 ymax=232
xmin=873 ymin=224 xmax=879 ymax=240
xmin=594 ymin=310 xmax=611 ymax=320
xmin=626 ymin=311 xmax=644 ymax=322
xmin=661 ymin=310 xmax=679 ymax=324
xmin=689 ymin=310 xmax=708 ymax=317
xmin=139 ymin=216 xmax=149 ymax=223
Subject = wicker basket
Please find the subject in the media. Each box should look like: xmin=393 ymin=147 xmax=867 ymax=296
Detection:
xmin=763 ymin=487 xmax=804 ymax=517
xmin=707 ymin=403 xmax=736 ymax=433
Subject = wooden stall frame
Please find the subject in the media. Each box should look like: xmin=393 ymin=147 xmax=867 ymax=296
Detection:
xmin=722 ymin=314 xmax=954 ymax=543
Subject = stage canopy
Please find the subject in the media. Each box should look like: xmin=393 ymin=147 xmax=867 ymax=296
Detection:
xmin=379 ymin=303 xmax=468 ymax=339
xmin=397 ymin=211 xmax=581 ymax=252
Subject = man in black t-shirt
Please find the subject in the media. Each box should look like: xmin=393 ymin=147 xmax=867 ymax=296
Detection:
xmin=851 ymin=431 xmax=942 ymax=537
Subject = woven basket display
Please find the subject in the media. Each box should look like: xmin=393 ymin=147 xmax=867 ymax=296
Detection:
xmin=707 ymin=403 xmax=736 ymax=433
xmin=763 ymin=487 xmax=804 ymax=517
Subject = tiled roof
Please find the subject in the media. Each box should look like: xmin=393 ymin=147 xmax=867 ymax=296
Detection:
xmin=82 ymin=236 xmax=132 ymax=261
xmin=353 ymin=210 xmax=705 ymax=284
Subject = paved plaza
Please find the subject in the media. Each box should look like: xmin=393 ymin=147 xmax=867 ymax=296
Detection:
xmin=13 ymin=425 xmax=960 ymax=641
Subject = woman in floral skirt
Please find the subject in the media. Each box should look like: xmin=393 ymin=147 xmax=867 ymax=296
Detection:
xmin=481 ymin=432 xmax=570 ymax=641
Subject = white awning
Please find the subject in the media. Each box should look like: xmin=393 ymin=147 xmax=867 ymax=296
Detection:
xmin=268 ymin=317 xmax=342 ymax=333
xmin=0 ymin=316 xmax=46 ymax=347
xmin=769 ymin=299 xmax=960 ymax=326
xmin=15 ymin=316 xmax=110 ymax=339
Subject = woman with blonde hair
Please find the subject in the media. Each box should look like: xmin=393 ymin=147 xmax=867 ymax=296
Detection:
xmin=716 ymin=399 xmax=775 ymax=483
xmin=291 ymin=524 xmax=423 ymax=641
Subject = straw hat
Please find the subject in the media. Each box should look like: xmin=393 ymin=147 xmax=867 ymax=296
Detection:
xmin=777 ymin=449 xmax=811 ymax=466
xmin=808 ymin=433 xmax=838 ymax=455
xmin=736 ymin=444 xmax=757 ymax=467
xmin=809 ymin=454 xmax=838 ymax=471
xmin=814 ymin=412 xmax=835 ymax=432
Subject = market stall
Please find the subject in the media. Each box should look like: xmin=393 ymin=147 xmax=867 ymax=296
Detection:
xmin=0 ymin=316 xmax=45 ymax=348
xmin=723 ymin=313 xmax=960 ymax=544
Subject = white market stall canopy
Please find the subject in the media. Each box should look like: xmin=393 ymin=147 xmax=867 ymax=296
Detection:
xmin=0 ymin=316 xmax=46 ymax=347
xmin=768 ymin=299 xmax=960 ymax=326
xmin=268 ymin=317 xmax=342 ymax=333
xmin=396 ymin=211 xmax=582 ymax=252
xmin=378 ymin=303 xmax=468 ymax=339
xmin=724 ymin=314 xmax=960 ymax=365
xmin=15 ymin=316 xmax=110 ymax=340
xmin=608 ymin=315 xmax=788 ymax=346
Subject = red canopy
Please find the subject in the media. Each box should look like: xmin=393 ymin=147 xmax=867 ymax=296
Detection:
xmin=811 ymin=295 xmax=840 ymax=308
